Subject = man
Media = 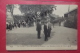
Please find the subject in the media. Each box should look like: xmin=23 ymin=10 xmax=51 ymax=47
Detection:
xmin=9 ymin=22 xmax=12 ymax=30
xmin=36 ymin=21 xmax=42 ymax=39
xmin=44 ymin=21 xmax=48 ymax=41
xmin=47 ymin=21 xmax=52 ymax=37
xmin=18 ymin=20 xmax=21 ymax=28
xmin=18 ymin=23 xmax=20 ymax=28
xmin=59 ymin=19 xmax=61 ymax=26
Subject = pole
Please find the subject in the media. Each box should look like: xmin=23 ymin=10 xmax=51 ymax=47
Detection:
xmin=68 ymin=5 xmax=70 ymax=17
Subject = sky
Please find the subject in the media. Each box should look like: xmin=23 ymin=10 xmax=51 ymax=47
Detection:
xmin=53 ymin=5 xmax=78 ymax=17
xmin=13 ymin=5 xmax=78 ymax=17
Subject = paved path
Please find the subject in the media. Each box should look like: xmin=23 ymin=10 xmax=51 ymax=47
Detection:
xmin=6 ymin=25 xmax=77 ymax=46
xmin=42 ymin=26 xmax=77 ymax=46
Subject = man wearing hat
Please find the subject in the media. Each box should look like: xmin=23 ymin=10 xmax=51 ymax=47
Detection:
xmin=43 ymin=21 xmax=48 ymax=41
xmin=36 ymin=20 xmax=42 ymax=39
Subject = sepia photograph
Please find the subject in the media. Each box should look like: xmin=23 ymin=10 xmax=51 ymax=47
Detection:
xmin=6 ymin=4 xmax=78 ymax=50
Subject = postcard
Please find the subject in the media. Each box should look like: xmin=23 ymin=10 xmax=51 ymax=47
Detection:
xmin=6 ymin=4 xmax=78 ymax=50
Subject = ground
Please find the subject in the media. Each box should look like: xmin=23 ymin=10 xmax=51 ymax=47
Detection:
xmin=6 ymin=22 xmax=77 ymax=46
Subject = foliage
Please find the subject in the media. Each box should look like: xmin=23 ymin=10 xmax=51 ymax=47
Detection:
xmin=19 ymin=5 xmax=55 ymax=16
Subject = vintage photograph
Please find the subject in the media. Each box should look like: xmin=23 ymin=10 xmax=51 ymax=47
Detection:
xmin=6 ymin=4 xmax=78 ymax=50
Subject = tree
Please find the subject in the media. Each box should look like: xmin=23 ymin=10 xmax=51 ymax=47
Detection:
xmin=19 ymin=5 xmax=56 ymax=21
xmin=7 ymin=5 xmax=14 ymax=15
xmin=19 ymin=5 xmax=55 ymax=16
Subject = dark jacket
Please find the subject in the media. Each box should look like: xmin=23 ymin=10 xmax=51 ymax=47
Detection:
xmin=36 ymin=22 xmax=41 ymax=31
xmin=44 ymin=24 xmax=48 ymax=33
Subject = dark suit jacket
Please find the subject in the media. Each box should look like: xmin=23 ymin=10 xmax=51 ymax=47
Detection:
xmin=36 ymin=22 xmax=41 ymax=31
xmin=44 ymin=24 xmax=48 ymax=33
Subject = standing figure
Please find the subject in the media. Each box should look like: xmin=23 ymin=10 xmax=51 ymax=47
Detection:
xmin=36 ymin=21 xmax=42 ymax=39
xmin=18 ymin=23 xmax=20 ymax=28
xmin=22 ymin=21 xmax=26 ymax=27
xmin=12 ymin=23 xmax=14 ymax=29
xmin=47 ymin=22 xmax=52 ymax=37
xmin=59 ymin=19 xmax=61 ymax=26
xmin=6 ymin=22 xmax=9 ymax=29
xmin=9 ymin=23 xmax=12 ymax=30
xmin=14 ymin=23 xmax=17 ymax=28
xmin=44 ymin=22 xmax=48 ymax=41
xmin=18 ymin=20 xmax=21 ymax=28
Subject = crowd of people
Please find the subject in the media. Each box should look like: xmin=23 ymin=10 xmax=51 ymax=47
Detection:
xmin=6 ymin=20 xmax=28 ymax=31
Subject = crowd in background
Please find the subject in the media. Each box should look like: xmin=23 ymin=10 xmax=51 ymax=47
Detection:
xmin=6 ymin=20 xmax=30 ymax=31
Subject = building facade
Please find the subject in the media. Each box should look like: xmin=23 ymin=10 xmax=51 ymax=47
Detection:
xmin=64 ymin=8 xmax=78 ymax=29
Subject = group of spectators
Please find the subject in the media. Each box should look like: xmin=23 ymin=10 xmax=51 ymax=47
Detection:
xmin=6 ymin=20 xmax=27 ymax=31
